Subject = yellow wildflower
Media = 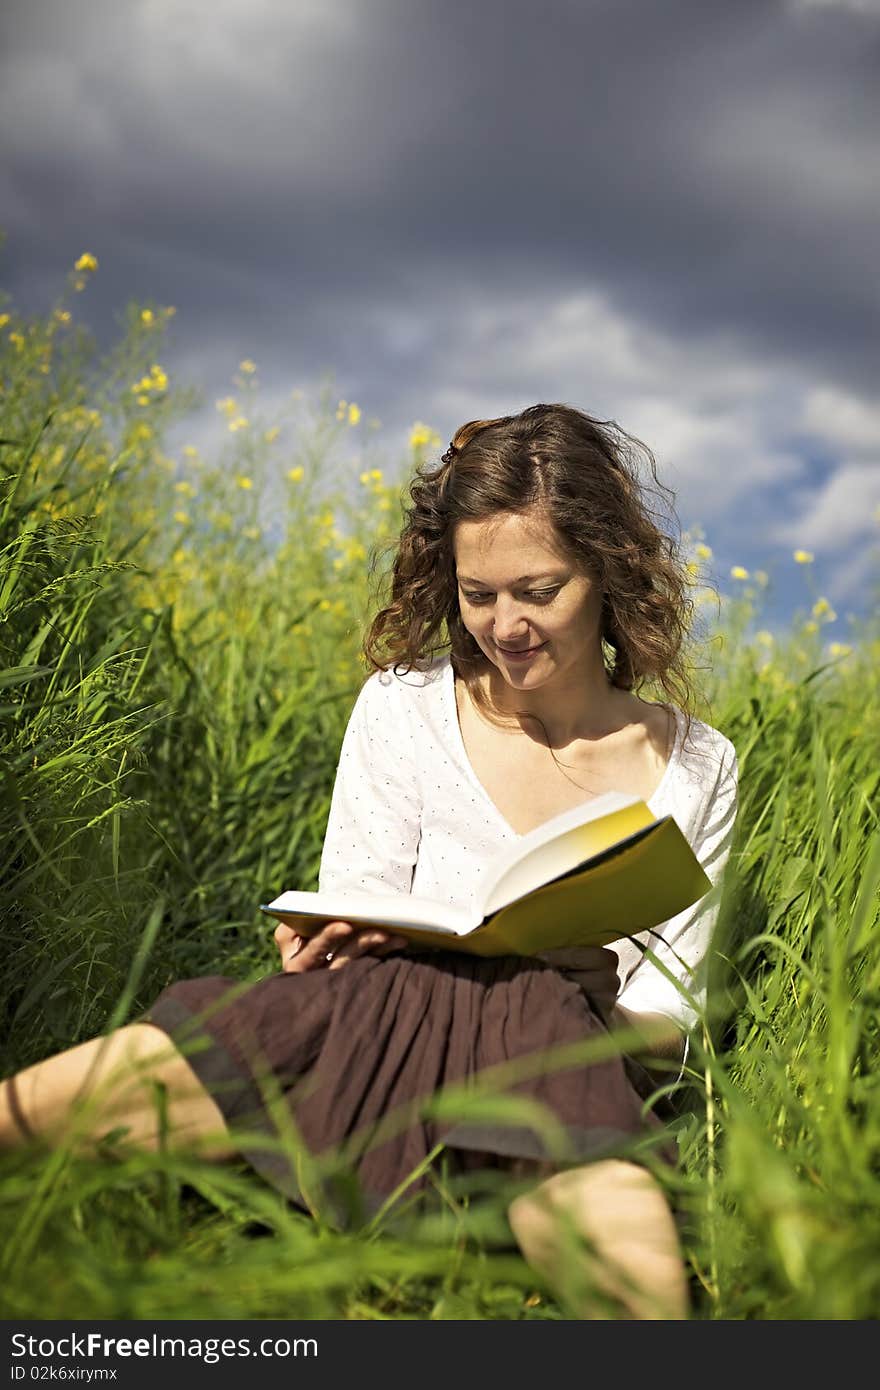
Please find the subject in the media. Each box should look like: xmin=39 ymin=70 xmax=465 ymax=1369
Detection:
xmin=133 ymin=423 xmax=152 ymax=442
xmin=149 ymin=364 xmax=168 ymax=390
xmin=812 ymin=597 xmax=836 ymax=621
xmin=243 ymin=525 xmax=262 ymax=540
xmin=182 ymin=445 xmax=199 ymax=458
xmin=264 ymin=426 xmax=280 ymax=444
xmin=828 ymin=643 xmax=852 ymax=659
xmin=174 ymin=511 xmax=190 ymax=526
xmin=370 ymin=468 xmax=383 ymax=482
xmin=319 ymin=599 xmax=333 ymax=611
xmin=235 ymin=475 xmax=253 ymax=490
xmin=287 ymin=466 xmax=304 ymax=483
xmin=336 ymin=399 xmax=347 ymax=420
xmin=756 ymin=630 xmax=774 ymax=647
xmin=685 ymin=561 xmax=699 ymax=578
xmin=74 ymin=253 xmax=98 ymax=273
xmin=378 ymin=496 xmax=391 ymax=511
xmin=163 ymin=306 xmax=176 ymax=317
xmin=9 ymin=332 xmax=24 ymax=350
xmin=239 ymin=359 xmax=257 ymax=374
xmin=141 ymin=309 xmax=154 ymax=326
xmin=803 ymin=620 xmax=819 ymax=635
xmin=793 ymin=549 xmax=814 ymax=564
xmin=174 ymin=480 xmax=197 ymax=497
xmin=348 ymin=402 xmax=361 ymax=425
xmin=730 ymin=566 xmax=750 ymax=581
xmin=333 ymin=557 xmax=345 ymax=571
xmin=53 ymin=310 xmax=71 ymax=325
xmin=409 ymin=422 xmax=440 ymax=450
xmin=695 ymin=543 xmax=712 ymax=561
xmin=0 ymin=313 xmax=9 ymax=328
xmin=216 ymin=396 xmax=238 ymax=417
xmin=228 ymin=416 xmax=248 ymax=432
xmin=137 ymin=394 xmax=150 ymax=406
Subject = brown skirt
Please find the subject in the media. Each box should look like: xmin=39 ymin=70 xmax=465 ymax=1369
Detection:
xmin=144 ymin=950 xmax=677 ymax=1228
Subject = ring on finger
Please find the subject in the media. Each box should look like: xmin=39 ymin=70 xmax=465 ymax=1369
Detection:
xmin=324 ymin=951 xmax=335 ymax=965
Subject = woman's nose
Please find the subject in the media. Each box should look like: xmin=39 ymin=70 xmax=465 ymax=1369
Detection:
xmin=492 ymin=597 xmax=529 ymax=641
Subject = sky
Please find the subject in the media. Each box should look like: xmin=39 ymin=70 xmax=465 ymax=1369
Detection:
xmin=1 ymin=0 xmax=878 ymax=637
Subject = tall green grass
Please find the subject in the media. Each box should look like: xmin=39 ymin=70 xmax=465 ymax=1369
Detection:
xmin=1 ymin=264 xmax=878 ymax=1319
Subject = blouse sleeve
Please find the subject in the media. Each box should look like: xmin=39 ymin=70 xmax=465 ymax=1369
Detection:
xmin=318 ymin=672 xmax=423 ymax=897
xmin=616 ymin=734 xmax=739 ymax=1035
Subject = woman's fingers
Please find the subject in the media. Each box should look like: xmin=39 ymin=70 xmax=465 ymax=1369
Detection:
xmin=273 ymin=920 xmax=300 ymax=961
xmin=327 ymin=929 xmax=408 ymax=969
xmin=280 ymin=920 xmax=407 ymax=973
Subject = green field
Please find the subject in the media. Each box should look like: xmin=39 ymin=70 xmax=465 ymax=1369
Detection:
xmin=1 ymin=262 xmax=878 ymax=1319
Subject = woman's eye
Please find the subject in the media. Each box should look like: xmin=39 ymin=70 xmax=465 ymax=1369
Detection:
xmin=462 ymin=592 xmax=492 ymax=604
xmin=526 ymin=588 xmax=559 ymax=601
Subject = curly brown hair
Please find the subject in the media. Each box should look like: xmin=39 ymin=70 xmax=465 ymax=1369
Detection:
xmin=364 ymin=402 xmax=696 ymax=718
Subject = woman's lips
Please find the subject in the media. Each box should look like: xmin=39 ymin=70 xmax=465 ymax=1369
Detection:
xmin=495 ymin=641 xmax=546 ymax=660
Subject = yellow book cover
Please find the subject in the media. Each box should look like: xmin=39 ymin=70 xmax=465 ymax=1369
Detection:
xmin=261 ymin=791 xmax=711 ymax=958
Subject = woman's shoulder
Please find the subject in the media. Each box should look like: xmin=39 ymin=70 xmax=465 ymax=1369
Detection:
xmin=354 ymin=654 xmax=451 ymax=718
xmin=672 ymin=706 xmax=738 ymax=794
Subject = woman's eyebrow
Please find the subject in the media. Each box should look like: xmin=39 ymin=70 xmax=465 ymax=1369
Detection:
xmin=456 ymin=572 xmax=564 ymax=585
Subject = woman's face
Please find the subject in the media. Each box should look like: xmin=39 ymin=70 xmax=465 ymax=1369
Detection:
xmin=452 ymin=509 xmax=604 ymax=691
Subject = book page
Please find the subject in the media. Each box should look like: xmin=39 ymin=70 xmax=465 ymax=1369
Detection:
xmin=478 ymin=817 xmax=711 ymax=954
xmin=261 ymin=889 xmax=471 ymax=935
xmin=481 ymin=793 xmax=656 ymax=917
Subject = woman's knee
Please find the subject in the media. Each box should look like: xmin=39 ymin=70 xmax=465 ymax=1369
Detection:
xmin=2 ymin=1022 xmax=233 ymax=1156
xmin=507 ymin=1159 xmax=668 ymax=1248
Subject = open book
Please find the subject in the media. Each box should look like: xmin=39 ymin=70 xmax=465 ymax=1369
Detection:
xmin=261 ymin=791 xmax=712 ymax=958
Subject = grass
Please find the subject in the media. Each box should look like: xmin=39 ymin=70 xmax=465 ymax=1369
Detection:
xmin=1 ymin=260 xmax=878 ymax=1319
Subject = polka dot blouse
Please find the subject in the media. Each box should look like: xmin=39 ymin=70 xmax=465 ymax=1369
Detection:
xmin=318 ymin=655 xmax=738 ymax=1036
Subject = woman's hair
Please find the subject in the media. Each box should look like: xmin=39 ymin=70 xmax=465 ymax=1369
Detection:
xmin=364 ymin=402 xmax=696 ymax=718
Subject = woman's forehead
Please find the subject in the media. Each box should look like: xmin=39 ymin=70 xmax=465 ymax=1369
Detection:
xmin=452 ymin=510 xmax=571 ymax=570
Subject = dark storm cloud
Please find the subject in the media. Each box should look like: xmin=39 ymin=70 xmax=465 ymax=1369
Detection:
xmin=2 ymin=0 xmax=877 ymax=382
xmin=1 ymin=0 xmax=878 ymax=617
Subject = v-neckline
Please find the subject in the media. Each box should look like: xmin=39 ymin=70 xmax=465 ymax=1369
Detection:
xmin=442 ymin=658 xmax=681 ymax=840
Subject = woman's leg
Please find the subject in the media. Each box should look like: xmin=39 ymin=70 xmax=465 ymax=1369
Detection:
xmin=0 ymin=1023 xmax=235 ymax=1158
xmin=507 ymin=1159 xmax=689 ymax=1320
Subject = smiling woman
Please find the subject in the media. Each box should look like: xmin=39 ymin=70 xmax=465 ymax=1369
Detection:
xmin=454 ymin=510 xmax=605 ymax=694
xmin=1 ymin=403 xmax=738 ymax=1321
xmin=368 ymin=404 xmax=695 ymax=721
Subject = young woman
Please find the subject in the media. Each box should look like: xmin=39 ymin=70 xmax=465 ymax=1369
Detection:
xmin=0 ymin=403 xmax=738 ymax=1319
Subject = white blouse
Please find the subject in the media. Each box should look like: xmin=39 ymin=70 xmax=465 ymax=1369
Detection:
xmin=319 ymin=656 xmax=738 ymax=1036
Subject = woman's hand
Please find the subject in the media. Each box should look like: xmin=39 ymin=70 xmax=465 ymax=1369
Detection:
xmin=535 ymin=945 xmax=622 ymax=1022
xmin=273 ymin=919 xmax=408 ymax=974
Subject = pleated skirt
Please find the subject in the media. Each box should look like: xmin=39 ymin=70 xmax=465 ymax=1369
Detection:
xmin=144 ymin=950 xmax=678 ymax=1227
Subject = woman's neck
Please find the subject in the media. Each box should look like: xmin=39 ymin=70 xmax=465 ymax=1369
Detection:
xmin=481 ymin=653 xmax=631 ymax=749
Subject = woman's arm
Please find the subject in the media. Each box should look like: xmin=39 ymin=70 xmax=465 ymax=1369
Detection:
xmin=612 ymin=1005 xmax=686 ymax=1066
xmin=275 ymin=672 xmax=423 ymax=972
xmin=538 ymin=947 xmax=685 ymax=1066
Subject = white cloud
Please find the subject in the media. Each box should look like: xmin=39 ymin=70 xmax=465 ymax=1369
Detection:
xmin=372 ymin=276 xmax=808 ymax=528
xmin=770 ymin=461 xmax=880 ymax=552
xmin=802 ymin=385 xmax=880 ymax=453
